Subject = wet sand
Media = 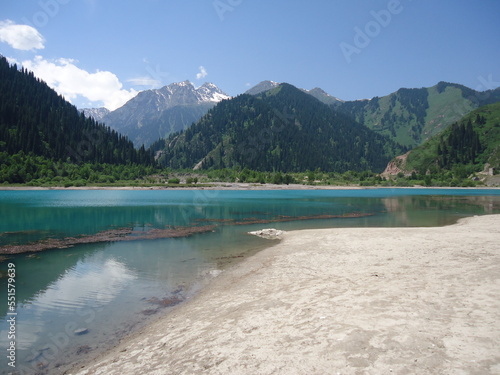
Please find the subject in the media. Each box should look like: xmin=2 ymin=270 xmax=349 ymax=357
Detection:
xmin=70 ymin=214 xmax=500 ymax=375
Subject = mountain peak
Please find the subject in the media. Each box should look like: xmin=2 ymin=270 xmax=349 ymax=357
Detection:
xmin=176 ymin=80 xmax=194 ymax=86
xmin=157 ymin=84 xmax=404 ymax=173
xmin=245 ymin=80 xmax=281 ymax=95
xmin=79 ymin=107 xmax=110 ymax=122
xmin=309 ymin=87 xmax=329 ymax=95
xmin=100 ymin=80 xmax=230 ymax=147
xmin=302 ymin=87 xmax=344 ymax=105
xmin=200 ymin=82 xmax=217 ymax=88
xmin=195 ymin=82 xmax=231 ymax=102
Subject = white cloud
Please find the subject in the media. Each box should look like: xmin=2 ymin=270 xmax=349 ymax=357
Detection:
xmin=6 ymin=56 xmax=19 ymax=66
xmin=22 ymin=56 xmax=138 ymax=110
xmin=196 ymin=65 xmax=208 ymax=80
xmin=0 ymin=20 xmax=45 ymax=50
xmin=127 ymin=76 xmax=162 ymax=88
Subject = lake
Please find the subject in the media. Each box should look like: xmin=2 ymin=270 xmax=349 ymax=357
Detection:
xmin=1 ymin=188 xmax=500 ymax=374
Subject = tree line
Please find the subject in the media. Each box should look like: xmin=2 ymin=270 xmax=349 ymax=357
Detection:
xmin=0 ymin=56 xmax=153 ymax=165
xmin=437 ymin=119 xmax=482 ymax=169
xmin=153 ymin=84 xmax=406 ymax=173
xmin=0 ymin=55 xmax=155 ymax=184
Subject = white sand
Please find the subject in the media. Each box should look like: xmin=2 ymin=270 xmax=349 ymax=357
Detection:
xmin=72 ymin=215 xmax=500 ymax=375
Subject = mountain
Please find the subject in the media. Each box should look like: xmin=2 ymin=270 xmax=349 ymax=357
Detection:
xmin=102 ymin=81 xmax=231 ymax=148
xmin=244 ymin=80 xmax=280 ymax=95
xmin=79 ymin=107 xmax=110 ymax=122
xmin=152 ymin=83 xmax=405 ymax=173
xmin=383 ymin=102 xmax=500 ymax=178
xmin=337 ymin=82 xmax=500 ymax=148
xmin=303 ymin=87 xmax=343 ymax=106
xmin=0 ymin=56 xmax=152 ymax=168
xmin=246 ymin=81 xmax=343 ymax=106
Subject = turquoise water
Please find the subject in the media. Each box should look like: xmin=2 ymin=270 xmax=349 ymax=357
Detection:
xmin=1 ymin=188 xmax=500 ymax=374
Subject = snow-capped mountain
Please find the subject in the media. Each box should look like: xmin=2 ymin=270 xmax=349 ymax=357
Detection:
xmin=151 ymin=81 xmax=231 ymax=110
xmin=194 ymin=82 xmax=231 ymax=103
xmin=101 ymin=81 xmax=230 ymax=147
xmin=79 ymin=107 xmax=110 ymax=122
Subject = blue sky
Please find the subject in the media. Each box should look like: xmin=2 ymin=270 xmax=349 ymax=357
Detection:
xmin=1 ymin=0 xmax=499 ymax=110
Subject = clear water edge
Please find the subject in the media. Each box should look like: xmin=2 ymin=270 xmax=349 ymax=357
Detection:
xmin=1 ymin=188 xmax=500 ymax=374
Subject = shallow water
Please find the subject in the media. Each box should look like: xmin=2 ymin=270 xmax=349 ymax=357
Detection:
xmin=1 ymin=188 xmax=500 ymax=374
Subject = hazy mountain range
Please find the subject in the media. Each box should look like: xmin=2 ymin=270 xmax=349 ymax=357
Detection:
xmin=151 ymin=83 xmax=406 ymax=173
xmin=82 ymin=80 xmax=500 ymax=150
xmin=2 ymin=53 xmax=499 ymax=182
xmin=81 ymin=81 xmax=230 ymax=147
xmin=80 ymin=80 xmax=346 ymax=148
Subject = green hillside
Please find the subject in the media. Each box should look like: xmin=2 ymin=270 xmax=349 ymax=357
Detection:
xmin=400 ymin=102 xmax=500 ymax=178
xmin=338 ymin=82 xmax=500 ymax=148
xmin=152 ymin=84 xmax=405 ymax=173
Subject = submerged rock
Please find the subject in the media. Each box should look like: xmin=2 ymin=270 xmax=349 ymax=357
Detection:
xmin=74 ymin=328 xmax=89 ymax=335
xmin=248 ymin=228 xmax=285 ymax=240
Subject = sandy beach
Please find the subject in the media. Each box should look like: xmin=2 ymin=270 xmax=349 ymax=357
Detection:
xmin=68 ymin=215 xmax=500 ymax=375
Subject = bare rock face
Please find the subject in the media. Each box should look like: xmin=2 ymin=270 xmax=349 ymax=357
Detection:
xmin=381 ymin=151 xmax=411 ymax=178
xmin=248 ymin=228 xmax=285 ymax=240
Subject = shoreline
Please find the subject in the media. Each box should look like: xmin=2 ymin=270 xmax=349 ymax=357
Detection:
xmin=69 ymin=214 xmax=500 ymax=375
xmin=0 ymin=212 xmax=373 ymax=255
xmin=1 ymin=182 xmax=500 ymax=191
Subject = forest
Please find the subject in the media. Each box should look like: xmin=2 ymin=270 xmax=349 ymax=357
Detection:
xmin=0 ymin=56 xmax=154 ymax=185
xmin=1 ymin=55 xmax=498 ymax=187
xmin=152 ymin=84 xmax=406 ymax=173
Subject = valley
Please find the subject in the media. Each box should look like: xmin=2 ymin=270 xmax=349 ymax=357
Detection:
xmin=1 ymin=55 xmax=500 ymax=188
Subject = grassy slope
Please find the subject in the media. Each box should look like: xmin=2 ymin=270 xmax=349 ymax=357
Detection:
xmin=405 ymin=102 xmax=500 ymax=173
xmin=359 ymin=95 xmax=419 ymax=147
xmin=423 ymin=85 xmax=475 ymax=142
xmin=344 ymin=84 xmax=482 ymax=148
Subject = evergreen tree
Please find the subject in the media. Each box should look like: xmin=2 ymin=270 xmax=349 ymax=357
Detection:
xmin=157 ymin=84 xmax=406 ymax=173
xmin=0 ymin=56 xmax=154 ymax=166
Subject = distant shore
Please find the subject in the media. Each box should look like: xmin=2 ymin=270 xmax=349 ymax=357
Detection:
xmin=1 ymin=182 xmax=500 ymax=191
xmin=70 ymin=214 xmax=500 ymax=375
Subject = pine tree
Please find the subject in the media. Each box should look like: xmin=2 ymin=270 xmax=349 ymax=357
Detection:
xmin=0 ymin=56 xmax=154 ymax=166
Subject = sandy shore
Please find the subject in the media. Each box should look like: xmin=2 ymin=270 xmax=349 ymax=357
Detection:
xmin=0 ymin=183 xmax=366 ymax=190
xmin=70 ymin=215 xmax=500 ymax=375
xmin=2 ymin=183 xmax=499 ymax=191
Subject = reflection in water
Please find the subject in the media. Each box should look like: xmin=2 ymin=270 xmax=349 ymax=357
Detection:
xmin=381 ymin=195 xmax=500 ymax=227
xmin=34 ymin=257 xmax=137 ymax=314
xmin=13 ymin=257 xmax=136 ymax=350
xmin=0 ymin=189 xmax=500 ymax=373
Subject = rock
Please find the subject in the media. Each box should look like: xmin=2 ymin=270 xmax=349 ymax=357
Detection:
xmin=381 ymin=151 xmax=412 ymax=178
xmin=248 ymin=228 xmax=285 ymax=240
xmin=76 ymin=345 xmax=92 ymax=355
xmin=74 ymin=328 xmax=89 ymax=335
